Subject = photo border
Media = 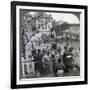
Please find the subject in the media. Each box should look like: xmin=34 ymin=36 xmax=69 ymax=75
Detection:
xmin=11 ymin=1 xmax=88 ymax=89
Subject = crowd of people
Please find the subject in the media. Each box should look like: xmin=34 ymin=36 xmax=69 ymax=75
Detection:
xmin=21 ymin=28 xmax=80 ymax=78
xmin=25 ymin=41 xmax=76 ymax=77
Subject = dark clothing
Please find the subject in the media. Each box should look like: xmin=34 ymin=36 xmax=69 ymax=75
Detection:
xmin=63 ymin=50 xmax=73 ymax=72
xmin=34 ymin=53 xmax=44 ymax=75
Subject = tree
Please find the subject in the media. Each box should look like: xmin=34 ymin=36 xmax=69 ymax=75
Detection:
xmin=20 ymin=14 xmax=34 ymax=59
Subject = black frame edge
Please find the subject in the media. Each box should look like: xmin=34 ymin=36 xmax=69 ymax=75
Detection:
xmin=84 ymin=6 xmax=88 ymax=84
xmin=10 ymin=1 xmax=88 ymax=89
xmin=11 ymin=1 xmax=16 ymax=89
xmin=11 ymin=1 xmax=87 ymax=9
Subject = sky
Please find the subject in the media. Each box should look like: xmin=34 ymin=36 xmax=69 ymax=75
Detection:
xmin=28 ymin=12 xmax=80 ymax=24
xmin=49 ymin=13 xmax=80 ymax=24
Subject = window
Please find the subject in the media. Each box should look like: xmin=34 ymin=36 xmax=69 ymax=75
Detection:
xmin=38 ymin=24 xmax=40 ymax=29
xmin=42 ymin=24 xmax=44 ymax=29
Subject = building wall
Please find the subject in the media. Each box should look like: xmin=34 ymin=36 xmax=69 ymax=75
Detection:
xmin=36 ymin=17 xmax=52 ymax=31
